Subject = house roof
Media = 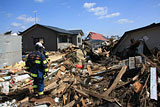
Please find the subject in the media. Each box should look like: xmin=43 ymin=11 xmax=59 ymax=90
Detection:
xmin=112 ymin=23 xmax=160 ymax=53
xmin=69 ymin=30 xmax=84 ymax=35
xmin=20 ymin=24 xmax=84 ymax=35
xmin=88 ymin=32 xmax=108 ymax=41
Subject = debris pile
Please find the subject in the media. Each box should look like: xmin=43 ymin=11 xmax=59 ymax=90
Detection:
xmin=0 ymin=39 xmax=160 ymax=107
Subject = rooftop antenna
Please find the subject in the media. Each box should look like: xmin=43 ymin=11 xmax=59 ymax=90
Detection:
xmin=33 ymin=10 xmax=37 ymax=24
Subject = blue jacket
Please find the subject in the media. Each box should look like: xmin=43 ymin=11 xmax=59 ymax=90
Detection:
xmin=26 ymin=51 xmax=48 ymax=78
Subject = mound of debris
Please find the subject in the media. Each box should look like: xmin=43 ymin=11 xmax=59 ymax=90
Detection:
xmin=0 ymin=41 xmax=160 ymax=107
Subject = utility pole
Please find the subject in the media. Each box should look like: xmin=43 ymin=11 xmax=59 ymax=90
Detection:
xmin=33 ymin=11 xmax=37 ymax=24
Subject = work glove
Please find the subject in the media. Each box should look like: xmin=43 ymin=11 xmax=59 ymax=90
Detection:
xmin=44 ymin=72 xmax=48 ymax=77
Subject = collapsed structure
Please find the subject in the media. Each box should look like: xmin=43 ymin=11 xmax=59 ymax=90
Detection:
xmin=0 ymin=23 xmax=160 ymax=107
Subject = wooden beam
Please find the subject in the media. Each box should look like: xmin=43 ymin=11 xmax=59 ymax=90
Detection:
xmin=64 ymin=97 xmax=82 ymax=107
xmin=67 ymin=89 xmax=71 ymax=104
xmin=87 ymin=65 xmax=92 ymax=75
xmin=83 ymin=88 xmax=115 ymax=102
xmin=74 ymin=88 xmax=89 ymax=98
xmin=115 ymin=74 xmax=139 ymax=89
xmin=63 ymin=95 xmax=66 ymax=105
xmin=44 ymin=81 xmax=57 ymax=91
xmin=81 ymin=98 xmax=86 ymax=107
xmin=102 ymin=65 xmax=127 ymax=97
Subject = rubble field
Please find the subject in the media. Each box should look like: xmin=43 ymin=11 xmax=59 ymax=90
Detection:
xmin=0 ymin=39 xmax=160 ymax=107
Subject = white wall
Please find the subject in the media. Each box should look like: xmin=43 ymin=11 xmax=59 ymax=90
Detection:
xmin=0 ymin=35 xmax=22 ymax=68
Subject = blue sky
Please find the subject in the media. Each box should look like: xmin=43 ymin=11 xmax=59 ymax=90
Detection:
xmin=0 ymin=0 xmax=160 ymax=37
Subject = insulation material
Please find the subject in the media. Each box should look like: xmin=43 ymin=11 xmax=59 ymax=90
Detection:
xmin=0 ymin=81 xmax=9 ymax=94
xmin=0 ymin=35 xmax=22 ymax=68
xmin=150 ymin=67 xmax=157 ymax=100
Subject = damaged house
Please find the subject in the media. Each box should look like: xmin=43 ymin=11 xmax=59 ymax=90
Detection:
xmin=112 ymin=23 xmax=160 ymax=57
xmin=85 ymin=32 xmax=108 ymax=49
xmin=20 ymin=24 xmax=84 ymax=52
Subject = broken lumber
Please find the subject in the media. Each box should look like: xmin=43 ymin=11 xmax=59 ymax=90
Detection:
xmin=141 ymin=54 xmax=160 ymax=71
xmin=102 ymin=65 xmax=127 ymax=97
xmin=87 ymin=65 xmax=92 ymax=75
xmin=83 ymin=88 xmax=115 ymax=102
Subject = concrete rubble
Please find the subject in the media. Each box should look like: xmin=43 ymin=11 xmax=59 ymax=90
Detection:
xmin=0 ymin=38 xmax=160 ymax=107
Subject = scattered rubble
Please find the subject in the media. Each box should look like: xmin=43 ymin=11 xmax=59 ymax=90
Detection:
xmin=0 ymin=37 xmax=160 ymax=107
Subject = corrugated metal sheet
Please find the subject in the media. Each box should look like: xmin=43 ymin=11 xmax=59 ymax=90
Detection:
xmin=0 ymin=34 xmax=22 ymax=68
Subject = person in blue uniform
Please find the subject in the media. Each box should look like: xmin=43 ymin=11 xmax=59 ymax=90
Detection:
xmin=25 ymin=45 xmax=48 ymax=98
xmin=35 ymin=40 xmax=50 ymax=62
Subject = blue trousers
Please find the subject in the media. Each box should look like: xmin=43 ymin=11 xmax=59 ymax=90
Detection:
xmin=33 ymin=77 xmax=44 ymax=92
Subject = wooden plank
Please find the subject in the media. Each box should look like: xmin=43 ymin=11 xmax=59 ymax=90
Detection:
xmin=81 ymin=98 xmax=86 ymax=107
xmin=115 ymin=74 xmax=139 ymax=89
xmin=74 ymin=88 xmax=89 ymax=97
xmin=16 ymin=97 xmax=29 ymax=106
xmin=44 ymin=81 xmax=57 ymax=91
xmin=57 ymin=84 xmax=68 ymax=94
xmin=83 ymin=88 xmax=115 ymax=102
xmin=140 ymin=74 xmax=150 ymax=95
xmin=56 ymin=70 xmax=62 ymax=78
xmin=150 ymin=67 xmax=157 ymax=100
xmin=63 ymin=95 xmax=66 ymax=105
xmin=74 ymin=94 xmax=80 ymax=107
xmin=64 ymin=100 xmax=75 ymax=107
xmin=67 ymin=89 xmax=71 ymax=104
xmin=102 ymin=65 xmax=127 ymax=97
xmin=87 ymin=65 xmax=92 ymax=75
xmin=78 ymin=93 xmax=86 ymax=106
xmin=60 ymin=66 xmax=66 ymax=72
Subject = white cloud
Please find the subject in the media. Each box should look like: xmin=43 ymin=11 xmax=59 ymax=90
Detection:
xmin=117 ymin=19 xmax=134 ymax=24
xmin=83 ymin=2 xmax=120 ymax=19
xmin=16 ymin=15 xmax=39 ymax=23
xmin=106 ymin=12 xmax=120 ymax=18
xmin=34 ymin=0 xmax=44 ymax=3
xmin=11 ymin=22 xmax=21 ymax=27
xmin=11 ymin=22 xmax=26 ymax=31
xmin=99 ymin=12 xmax=120 ymax=19
xmin=89 ymin=7 xmax=108 ymax=16
xmin=83 ymin=3 xmax=96 ymax=8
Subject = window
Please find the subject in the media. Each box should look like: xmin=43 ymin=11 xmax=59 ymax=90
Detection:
xmin=33 ymin=37 xmax=44 ymax=45
xmin=58 ymin=35 xmax=72 ymax=43
xmin=78 ymin=37 xmax=81 ymax=43
xmin=68 ymin=36 xmax=72 ymax=43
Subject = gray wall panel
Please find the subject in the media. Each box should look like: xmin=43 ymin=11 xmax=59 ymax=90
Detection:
xmin=0 ymin=35 xmax=22 ymax=68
